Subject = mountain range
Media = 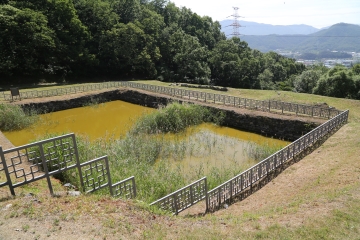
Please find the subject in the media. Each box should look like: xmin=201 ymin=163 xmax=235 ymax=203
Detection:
xmin=220 ymin=20 xmax=320 ymax=36
xmin=220 ymin=21 xmax=360 ymax=53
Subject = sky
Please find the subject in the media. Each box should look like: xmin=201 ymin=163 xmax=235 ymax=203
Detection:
xmin=169 ymin=0 xmax=360 ymax=29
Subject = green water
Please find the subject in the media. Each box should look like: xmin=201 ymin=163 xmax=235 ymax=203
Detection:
xmin=3 ymin=100 xmax=289 ymax=173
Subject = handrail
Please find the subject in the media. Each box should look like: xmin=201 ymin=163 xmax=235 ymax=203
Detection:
xmin=3 ymin=81 xmax=341 ymax=119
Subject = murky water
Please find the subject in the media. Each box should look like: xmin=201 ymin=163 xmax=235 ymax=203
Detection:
xmin=3 ymin=100 xmax=289 ymax=173
xmin=4 ymin=101 xmax=153 ymax=146
xmin=158 ymin=123 xmax=289 ymax=174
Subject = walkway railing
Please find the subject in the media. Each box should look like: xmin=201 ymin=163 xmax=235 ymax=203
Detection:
xmin=150 ymin=177 xmax=208 ymax=215
xmin=0 ymin=109 xmax=349 ymax=213
xmin=3 ymin=81 xmax=341 ymax=119
xmin=150 ymin=109 xmax=349 ymax=214
xmin=0 ymin=133 xmax=136 ymax=198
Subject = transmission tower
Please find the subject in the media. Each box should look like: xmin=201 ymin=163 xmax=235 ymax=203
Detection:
xmin=228 ymin=7 xmax=244 ymax=37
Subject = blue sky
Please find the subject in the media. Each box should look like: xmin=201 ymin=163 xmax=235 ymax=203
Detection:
xmin=170 ymin=0 xmax=360 ymax=28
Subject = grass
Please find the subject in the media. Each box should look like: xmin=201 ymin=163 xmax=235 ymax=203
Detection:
xmin=0 ymin=80 xmax=359 ymax=239
xmin=41 ymin=102 xmax=271 ymax=203
xmin=130 ymin=102 xmax=225 ymax=134
xmin=0 ymin=103 xmax=38 ymax=131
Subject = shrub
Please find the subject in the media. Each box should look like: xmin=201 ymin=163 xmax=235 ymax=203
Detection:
xmin=0 ymin=103 xmax=38 ymax=131
xmin=130 ymin=102 xmax=225 ymax=134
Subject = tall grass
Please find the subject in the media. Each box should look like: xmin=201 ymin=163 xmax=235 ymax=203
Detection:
xmin=245 ymin=140 xmax=285 ymax=161
xmin=0 ymin=103 xmax=38 ymax=131
xmin=35 ymin=102 xmax=279 ymax=203
xmin=73 ymin=132 xmax=253 ymax=202
xmin=130 ymin=102 xmax=225 ymax=134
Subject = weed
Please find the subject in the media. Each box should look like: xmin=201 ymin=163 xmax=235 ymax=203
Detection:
xmin=103 ymin=218 xmax=116 ymax=228
xmin=53 ymin=218 xmax=60 ymax=226
xmin=245 ymin=140 xmax=283 ymax=161
xmin=0 ymin=103 xmax=38 ymax=131
xmin=82 ymin=96 xmax=104 ymax=107
xmin=22 ymin=224 xmax=30 ymax=232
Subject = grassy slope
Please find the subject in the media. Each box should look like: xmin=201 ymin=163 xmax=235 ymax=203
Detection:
xmin=0 ymin=80 xmax=359 ymax=239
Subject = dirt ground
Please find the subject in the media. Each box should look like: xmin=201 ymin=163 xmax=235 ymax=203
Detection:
xmin=0 ymin=87 xmax=358 ymax=239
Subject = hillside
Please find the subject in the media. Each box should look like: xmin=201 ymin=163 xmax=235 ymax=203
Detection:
xmin=0 ymin=83 xmax=359 ymax=239
xmin=239 ymin=23 xmax=360 ymax=52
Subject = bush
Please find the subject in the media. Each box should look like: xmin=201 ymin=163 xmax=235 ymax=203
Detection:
xmin=0 ymin=103 xmax=38 ymax=131
xmin=131 ymin=102 xmax=225 ymax=134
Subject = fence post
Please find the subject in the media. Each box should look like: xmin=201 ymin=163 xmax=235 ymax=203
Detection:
xmin=39 ymin=145 xmax=54 ymax=195
xmin=132 ymin=177 xmax=137 ymax=198
xmin=269 ymin=100 xmax=271 ymax=112
xmin=0 ymin=147 xmax=15 ymax=195
xmin=213 ymin=94 xmax=215 ymax=103
xmin=296 ymin=104 xmax=298 ymax=116
xmin=104 ymin=156 xmax=114 ymax=196
xmin=73 ymin=136 xmax=85 ymax=192
xmin=205 ymin=178 xmax=209 ymax=212
xmin=174 ymin=194 xmax=179 ymax=215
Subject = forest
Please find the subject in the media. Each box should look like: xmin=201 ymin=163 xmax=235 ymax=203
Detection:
xmin=1 ymin=0 xmax=360 ymax=99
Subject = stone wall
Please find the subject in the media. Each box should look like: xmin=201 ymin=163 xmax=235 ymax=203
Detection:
xmin=20 ymin=89 xmax=319 ymax=141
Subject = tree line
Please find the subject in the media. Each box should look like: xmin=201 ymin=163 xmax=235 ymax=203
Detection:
xmin=0 ymin=0 xmax=303 ymax=85
xmin=1 ymin=0 xmax=359 ymax=99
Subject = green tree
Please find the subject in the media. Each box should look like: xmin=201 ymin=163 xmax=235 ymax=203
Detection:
xmin=209 ymin=37 xmax=254 ymax=87
xmin=171 ymin=30 xmax=210 ymax=83
xmin=258 ymin=69 xmax=275 ymax=90
xmin=111 ymin=0 xmax=141 ymax=24
xmin=294 ymin=70 xmax=321 ymax=93
xmin=313 ymin=67 xmax=355 ymax=98
xmin=0 ymin=5 xmax=55 ymax=78
xmin=12 ymin=0 xmax=91 ymax=77
xmin=99 ymin=22 xmax=159 ymax=77
xmin=352 ymin=63 xmax=360 ymax=75
xmin=45 ymin=0 xmax=90 ymax=77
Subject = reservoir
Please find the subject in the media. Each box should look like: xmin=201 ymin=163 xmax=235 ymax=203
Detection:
xmin=3 ymin=100 xmax=290 ymax=174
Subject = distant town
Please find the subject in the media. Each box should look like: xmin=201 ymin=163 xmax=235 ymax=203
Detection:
xmin=275 ymin=50 xmax=360 ymax=68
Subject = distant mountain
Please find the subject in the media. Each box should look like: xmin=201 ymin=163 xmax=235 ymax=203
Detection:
xmin=238 ymin=23 xmax=360 ymax=52
xmin=220 ymin=20 xmax=319 ymax=36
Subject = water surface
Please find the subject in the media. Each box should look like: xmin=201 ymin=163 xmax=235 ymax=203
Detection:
xmin=4 ymin=100 xmax=289 ymax=174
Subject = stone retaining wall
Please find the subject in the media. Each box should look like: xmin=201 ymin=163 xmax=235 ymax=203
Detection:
xmin=19 ymin=89 xmax=319 ymax=141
